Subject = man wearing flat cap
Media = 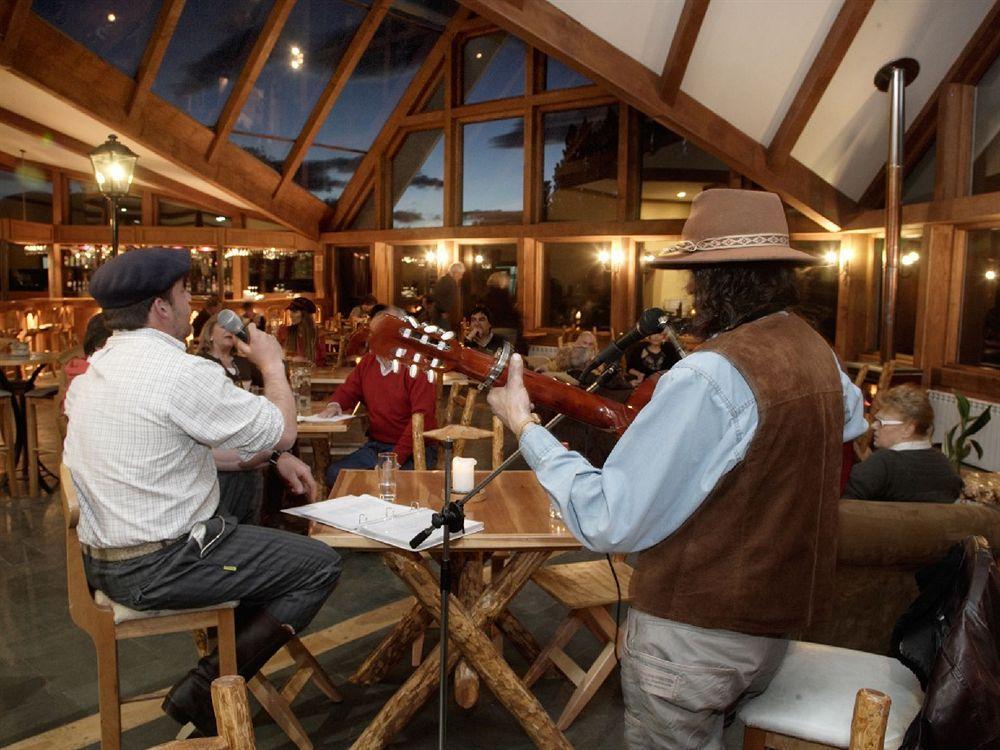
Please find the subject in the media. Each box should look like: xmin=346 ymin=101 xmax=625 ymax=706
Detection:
xmin=62 ymin=248 xmax=342 ymax=735
xmin=487 ymin=190 xmax=868 ymax=748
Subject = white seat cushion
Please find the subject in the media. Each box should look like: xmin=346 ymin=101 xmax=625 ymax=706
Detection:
xmin=94 ymin=590 xmax=238 ymax=626
xmin=737 ymin=641 xmax=923 ymax=750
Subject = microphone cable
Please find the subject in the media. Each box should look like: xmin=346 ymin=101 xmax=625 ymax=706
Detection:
xmin=605 ymin=553 xmax=624 ymax=664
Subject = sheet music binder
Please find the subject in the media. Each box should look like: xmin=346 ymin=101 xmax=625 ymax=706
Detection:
xmin=283 ymin=494 xmax=484 ymax=551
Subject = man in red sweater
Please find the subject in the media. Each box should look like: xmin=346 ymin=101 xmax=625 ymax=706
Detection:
xmin=319 ymin=316 xmax=438 ymax=487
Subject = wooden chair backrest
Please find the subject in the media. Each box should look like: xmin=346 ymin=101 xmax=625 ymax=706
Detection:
xmin=852 ymin=364 xmax=870 ymax=389
xmin=411 ymin=411 xmax=505 ymax=470
xmin=60 ymin=462 xmax=106 ymax=634
xmin=848 ymin=688 xmax=891 ymax=750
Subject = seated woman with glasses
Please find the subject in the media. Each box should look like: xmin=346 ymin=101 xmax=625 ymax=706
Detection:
xmin=843 ymin=384 xmax=962 ymax=502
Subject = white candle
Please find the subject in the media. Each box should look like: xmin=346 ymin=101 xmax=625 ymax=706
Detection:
xmin=452 ymin=457 xmax=476 ymax=493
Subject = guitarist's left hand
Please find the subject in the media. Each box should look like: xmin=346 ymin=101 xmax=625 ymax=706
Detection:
xmin=487 ymin=354 xmax=533 ymax=434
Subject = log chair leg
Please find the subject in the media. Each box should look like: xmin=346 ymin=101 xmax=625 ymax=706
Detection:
xmin=454 ymin=551 xmax=484 ymax=709
xmin=94 ymin=630 xmax=123 ymax=750
xmin=350 ymin=602 xmax=430 ymax=685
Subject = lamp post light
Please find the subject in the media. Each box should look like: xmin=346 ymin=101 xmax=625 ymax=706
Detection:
xmin=89 ymin=134 xmax=138 ymax=256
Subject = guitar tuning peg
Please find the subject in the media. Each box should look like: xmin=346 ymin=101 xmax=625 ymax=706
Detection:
xmin=412 ymin=353 xmax=422 ymax=363
xmin=424 ymin=325 xmax=439 ymax=334
xmin=401 ymin=328 xmax=413 ymax=339
xmin=426 ymin=370 xmax=436 ymax=383
xmin=391 ymin=360 xmax=400 ymax=374
xmin=440 ymin=330 xmax=455 ymax=341
xmin=430 ymin=358 xmax=441 ymax=368
xmin=395 ymin=347 xmax=406 ymax=358
xmin=408 ymin=364 xmax=419 ymax=379
xmin=407 ymin=316 xmax=419 ymax=327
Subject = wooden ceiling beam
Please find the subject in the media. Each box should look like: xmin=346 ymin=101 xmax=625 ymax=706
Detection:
xmin=0 ymin=0 xmax=31 ymax=67
xmin=127 ymin=0 xmax=186 ymax=119
xmin=0 ymin=108 xmax=256 ymax=219
xmin=206 ymin=0 xmax=297 ymax=164
xmin=658 ymin=0 xmax=709 ymax=105
xmin=329 ymin=7 xmax=472 ymax=230
xmin=274 ymin=0 xmax=392 ymax=198
xmin=7 ymin=12 xmax=326 ymax=236
xmin=458 ymin=0 xmax=855 ymax=231
xmin=857 ymin=0 xmax=1000 ymax=209
xmin=767 ymin=0 xmax=873 ymax=169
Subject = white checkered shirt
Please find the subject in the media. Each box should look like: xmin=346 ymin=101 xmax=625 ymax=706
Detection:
xmin=63 ymin=328 xmax=284 ymax=548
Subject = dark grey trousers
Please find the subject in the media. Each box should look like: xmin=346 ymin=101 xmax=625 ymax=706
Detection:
xmin=83 ymin=516 xmax=341 ymax=633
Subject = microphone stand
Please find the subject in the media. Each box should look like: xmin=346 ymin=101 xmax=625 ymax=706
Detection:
xmin=406 ymin=364 xmax=624 ymax=749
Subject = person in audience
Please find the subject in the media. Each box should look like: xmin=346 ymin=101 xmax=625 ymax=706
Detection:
xmin=626 ymin=331 xmax=681 ymax=386
xmin=241 ymin=301 xmax=266 ymax=331
xmin=464 ymin=305 xmax=507 ymax=354
xmin=191 ymin=294 xmax=221 ymax=339
xmin=348 ymin=294 xmax=378 ymax=325
xmin=483 ymin=271 xmax=523 ymax=350
xmin=319 ymin=308 xmax=438 ymax=487
xmin=278 ymin=297 xmax=324 ymax=366
xmin=64 ymin=312 xmax=112 ymax=388
xmin=844 ymin=384 xmax=963 ymax=502
xmin=485 ymin=189 xmax=867 ymax=748
xmin=553 ymin=330 xmax=598 ymax=379
xmin=197 ymin=314 xmax=260 ymax=387
xmin=63 ymin=248 xmax=340 ymax=736
xmin=431 ymin=262 xmax=465 ymax=331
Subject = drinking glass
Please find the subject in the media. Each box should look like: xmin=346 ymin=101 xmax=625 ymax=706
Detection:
xmin=377 ymin=452 xmax=399 ymax=503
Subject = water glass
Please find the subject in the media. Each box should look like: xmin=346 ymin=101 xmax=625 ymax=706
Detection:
xmin=377 ymin=452 xmax=399 ymax=503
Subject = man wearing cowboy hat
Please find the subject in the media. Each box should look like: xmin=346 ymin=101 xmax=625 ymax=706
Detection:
xmin=488 ymin=190 xmax=867 ymax=748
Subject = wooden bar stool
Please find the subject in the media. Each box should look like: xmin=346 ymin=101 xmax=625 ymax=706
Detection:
xmin=148 ymin=676 xmax=256 ymax=750
xmin=738 ymin=641 xmax=923 ymax=749
xmin=0 ymin=390 xmax=16 ymax=496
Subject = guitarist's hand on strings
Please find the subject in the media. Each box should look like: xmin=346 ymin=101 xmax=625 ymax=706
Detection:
xmin=487 ymin=354 xmax=537 ymax=439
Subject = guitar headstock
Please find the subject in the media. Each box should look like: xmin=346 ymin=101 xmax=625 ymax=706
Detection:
xmin=369 ymin=313 xmax=462 ymax=383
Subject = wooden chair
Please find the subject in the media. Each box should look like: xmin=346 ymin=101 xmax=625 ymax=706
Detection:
xmin=412 ymin=388 xmax=504 ymax=471
xmin=523 ymin=556 xmax=634 ymax=730
xmin=61 ymin=464 xmax=342 ymax=750
xmin=739 ymin=641 xmax=922 ymax=749
xmin=148 ymin=676 xmax=256 ymax=750
xmin=60 ymin=463 xmax=239 ymax=750
xmin=26 ymin=345 xmax=83 ymax=495
xmin=0 ymin=391 xmax=16 ymax=496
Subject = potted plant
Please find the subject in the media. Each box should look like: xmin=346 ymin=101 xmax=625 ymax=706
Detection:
xmin=943 ymin=392 xmax=992 ymax=473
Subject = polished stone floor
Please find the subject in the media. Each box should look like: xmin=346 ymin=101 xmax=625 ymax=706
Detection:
xmin=0 ymin=398 xmax=629 ymax=749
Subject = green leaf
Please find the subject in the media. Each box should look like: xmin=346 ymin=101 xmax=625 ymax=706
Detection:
xmin=957 ymin=393 xmax=971 ymax=421
xmin=969 ymin=409 xmax=993 ymax=435
xmin=972 ymin=440 xmax=984 ymax=459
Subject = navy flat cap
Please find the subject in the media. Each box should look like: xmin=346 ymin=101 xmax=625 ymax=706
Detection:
xmin=89 ymin=248 xmax=191 ymax=309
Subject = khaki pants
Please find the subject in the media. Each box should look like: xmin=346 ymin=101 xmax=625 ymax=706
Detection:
xmin=621 ymin=608 xmax=788 ymax=750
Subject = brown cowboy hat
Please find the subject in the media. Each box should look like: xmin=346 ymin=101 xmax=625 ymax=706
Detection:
xmin=648 ymin=189 xmax=818 ymax=268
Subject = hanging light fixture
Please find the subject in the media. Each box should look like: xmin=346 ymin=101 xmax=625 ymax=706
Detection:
xmin=89 ymin=134 xmax=138 ymax=256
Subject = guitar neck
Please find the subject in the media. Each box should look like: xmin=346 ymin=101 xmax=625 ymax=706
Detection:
xmin=454 ymin=347 xmax=632 ymax=434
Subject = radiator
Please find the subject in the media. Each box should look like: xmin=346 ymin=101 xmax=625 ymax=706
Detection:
xmin=928 ymin=390 xmax=1000 ymax=471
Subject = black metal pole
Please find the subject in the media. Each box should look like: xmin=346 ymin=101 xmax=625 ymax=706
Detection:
xmin=438 ymin=437 xmax=454 ymax=750
xmin=110 ymin=195 xmax=120 ymax=256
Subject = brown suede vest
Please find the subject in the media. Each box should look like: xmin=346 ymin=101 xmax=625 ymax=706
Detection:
xmin=630 ymin=313 xmax=844 ymax=635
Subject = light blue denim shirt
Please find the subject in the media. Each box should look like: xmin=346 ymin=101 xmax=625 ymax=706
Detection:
xmin=520 ymin=349 xmax=868 ymax=553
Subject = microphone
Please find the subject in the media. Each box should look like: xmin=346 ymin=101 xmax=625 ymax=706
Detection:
xmin=578 ymin=308 xmax=667 ymax=384
xmin=217 ymin=308 xmax=250 ymax=344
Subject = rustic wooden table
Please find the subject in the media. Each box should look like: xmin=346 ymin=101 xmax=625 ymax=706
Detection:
xmin=311 ymin=469 xmax=577 ymax=749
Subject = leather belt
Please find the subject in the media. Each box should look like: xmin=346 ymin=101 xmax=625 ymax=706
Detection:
xmin=82 ymin=536 xmax=184 ymax=562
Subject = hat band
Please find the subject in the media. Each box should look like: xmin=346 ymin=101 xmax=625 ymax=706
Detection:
xmin=672 ymin=233 xmax=790 ymax=254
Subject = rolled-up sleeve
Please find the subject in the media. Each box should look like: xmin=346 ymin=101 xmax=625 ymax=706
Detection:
xmin=169 ymin=357 xmax=284 ymax=460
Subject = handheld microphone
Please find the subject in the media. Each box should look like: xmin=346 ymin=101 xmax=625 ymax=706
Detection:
xmin=217 ymin=308 xmax=250 ymax=344
xmin=578 ymin=308 xmax=667 ymax=384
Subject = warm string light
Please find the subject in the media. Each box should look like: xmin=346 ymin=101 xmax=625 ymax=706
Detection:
xmin=901 ymin=250 xmax=920 ymax=266
xmin=24 ymin=244 xmax=49 ymax=255
xmin=289 ymin=45 xmax=304 ymax=70
xmin=986 ymin=269 xmax=998 ymax=282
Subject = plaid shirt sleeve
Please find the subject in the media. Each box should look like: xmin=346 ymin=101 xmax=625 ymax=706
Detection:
xmin=168 ymin=356 xmax=285 ymax=460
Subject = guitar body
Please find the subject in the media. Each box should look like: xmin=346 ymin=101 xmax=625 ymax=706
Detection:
xmin=370 ymin=314 xmax=661 ymax=435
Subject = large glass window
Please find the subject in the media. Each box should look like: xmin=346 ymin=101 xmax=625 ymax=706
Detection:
xmin=462 ymin=118 xmax=523 ymax=225
xmin=229 ymin=133 xmax=289 ymax=173
xmin=791 ymin=240 xmax=841 ymax=345
xmin=0 ymin=167 xmax=52 ymax=223
xmin=873 ymin=233 xmax=924 ymax=356
xmin=638 ymin=240 xmax=691 ymax=319
xmin=188 ymin=249 xmax=220 ymax=296
xmin=973 ymin=52 xmax=1000 ymax=195
xmin=296 ymin=148 xmax=366 ymax=207
xmin=393 ymin=244 xmax=439 ymax=312
xmin=69 ymin=179 xmax=141 ymax=226
xmin=234 ymin=0 xmax=367 ymax=151
xmin=958 ymin=228 xmax=1000 ymax=369
xmin=62 ymin=244 xmax=115 ymax=297
xmin=639 ymin=116 xmax=728 ymax=220
xmin=392 ymin=129 xmax=444 ymax=228
xmin=313 ymin=12 xmax=442 ymax=156
xmin=245 ymin=251 xmax=315 ymax=293
xmin=462 ymin=243 xmax=518 ymax=306
xmin=542 ymin=242 xmax=611 ymax=329
xmin=34 ymin=0 xmax=162 ymax=77
xmin=4 ymin=243 xmax=48 ymax=294
xmin=153 ymin=0 xmax=274 ymax=126
xmin=349 ymin=193 xmax=377 ymax=230
xmin=158 ymin=199 xmax=232 ymax=227
xmin=334 ymin=246 xmax=372 ymax=316
xmin=462 ymin=32 xmax=525 ymax=104
xmin=542 ymin=106 xmax=619 ymax=222
xmin=902 ymin=144 xmax=936 ymax=205
xmin=545 ymin=56 xmax=592 ymax=91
